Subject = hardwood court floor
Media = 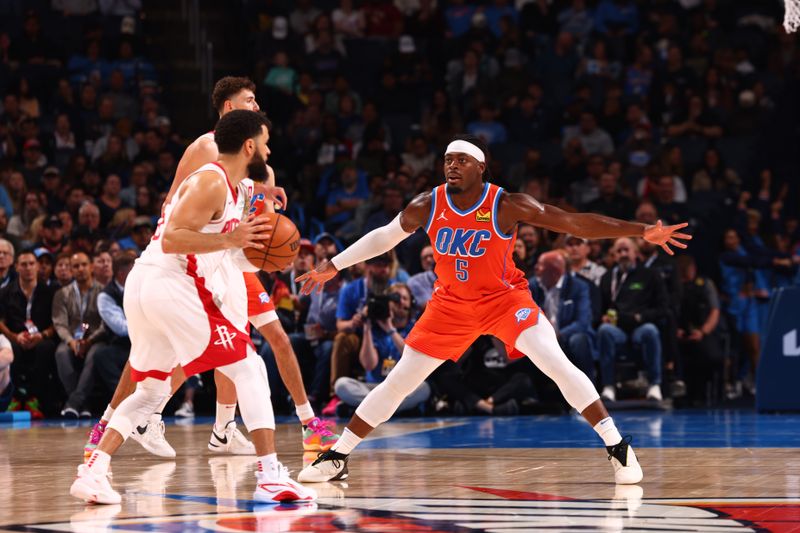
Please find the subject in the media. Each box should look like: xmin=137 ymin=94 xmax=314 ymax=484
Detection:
xmin=2 ymin=411 xmax=800 ymax=532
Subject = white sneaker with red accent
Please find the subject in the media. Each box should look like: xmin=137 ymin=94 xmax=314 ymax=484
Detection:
xmin=254 ymin=464 xmax=317 ymax=503
xmin=70 ymin=464 xmax=121 ymax=504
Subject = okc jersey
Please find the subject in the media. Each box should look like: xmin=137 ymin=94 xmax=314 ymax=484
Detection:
xmin=138 ymin=162 xmax=248 ymax=279
xmin=425 ymin=182 xmax=527 ymax=299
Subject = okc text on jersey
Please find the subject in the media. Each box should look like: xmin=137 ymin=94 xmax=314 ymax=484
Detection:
xmin=434 ymin=227 xmax=492 ymax=257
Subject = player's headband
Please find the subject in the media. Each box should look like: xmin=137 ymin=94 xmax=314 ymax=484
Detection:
xmin=445 ymin=140 xmax=485 ymax=163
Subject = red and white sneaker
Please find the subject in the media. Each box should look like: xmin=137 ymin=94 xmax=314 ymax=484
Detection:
xmin=70 ymin=464 xmax=121 ymax=504
xmin=254 ymin=464 xmax=317 ymax=503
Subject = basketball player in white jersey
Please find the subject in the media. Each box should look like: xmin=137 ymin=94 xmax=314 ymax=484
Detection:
xmin=83 ymin=77 xmax=337 ymax=461
xmin=71 ymin=110 xmax=316 ymax=504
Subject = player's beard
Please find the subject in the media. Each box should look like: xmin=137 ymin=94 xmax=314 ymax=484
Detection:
xmin=247 ymin=150 xmax=268 ymax=182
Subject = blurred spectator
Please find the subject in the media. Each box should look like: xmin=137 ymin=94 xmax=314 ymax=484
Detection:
xmin=92 ymin=250 xmax=113 ymax=286
xmin=517 ymin=223 xmax=543 ymax=273
xmin=325 ymin=162 xmax=369 ymax=233
xmin=597 ymin=237 xmax=668 ymax=402
xmin=565 ymin=234 xmax=606 ymax=286
xmin=530 ymin=251 xmax=596 ymax=384
xmin=0 ymin=238 xmax=15 ymax=289
xmin=467 ymin=104 xmax=508 ymax=145
xmin=400 ymin=137 xmax=435 ymax=178
xmin=676 ymin=255 xmax=724 ymax=405
xmin=52 ymin=251 xmax=105 ymax=418
xmin=334 ymin=282 xmax=425 ymax=417
xmin=0 ymin=249 xmax=58 ymax=417
xmin=332 ymin=0 xmax=365 ymax=38
xmin=585 ymin=171 xmax=635 ymax=220
xmin=407 ymin=245 xmax=436 ymax=310
xmin=53 ymin=252 xmax=73 ymax=287
xmin=564 ymin=111 xmax=614 ymax=157
xmin=326 ymin=252 xmax=394 ymax=416
xmin=93 ymin=252 xmax=134 ymax=400
xmin=35 ymin=215 xmax=67 ymax=256
xmin=97 ymin=174 xmax=128 ymax=228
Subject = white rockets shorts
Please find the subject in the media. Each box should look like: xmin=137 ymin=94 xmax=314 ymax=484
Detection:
xmin=123 ymin=260 xmax=253 ymax=382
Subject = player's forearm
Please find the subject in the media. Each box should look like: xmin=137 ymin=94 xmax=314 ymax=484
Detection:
xmin=331 ymin=215 xmax=412 ymax=270
xmin=551 ymin=212 xmax=647 ymax=240
xmin=161 ymin=228 xmax=234 ymax=254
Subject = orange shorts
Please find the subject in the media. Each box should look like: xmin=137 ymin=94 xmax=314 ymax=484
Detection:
xmin=405 ymin=286 xmax=540 ymax=361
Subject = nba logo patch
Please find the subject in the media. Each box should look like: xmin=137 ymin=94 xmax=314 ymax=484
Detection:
xmin=476 ymin=209 xmax=491 ymax=222
xmin=259 ymin=292 xmax=270 ymax=304
xmin=515 ymin=308 xmax=531 ymax=323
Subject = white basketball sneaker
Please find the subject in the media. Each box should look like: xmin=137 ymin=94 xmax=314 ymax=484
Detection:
xmin=297 ymin=450 xmax=349 ymax=483
xmin=70 ymin=464 xmax=121 ymax=504
xmin=130 ymin=415 xmax=176 ymax=458
xmin=254 ymin=463 xmax=318 ymax=503
xmin=606 ymin=436 xmax=643 ymax=484
xmin=208 ymin=420 xmax=256 ymax=455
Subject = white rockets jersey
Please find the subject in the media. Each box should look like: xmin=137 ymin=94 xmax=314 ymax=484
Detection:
xmin=138 ymin=162 xmax=249 ymax=280
xmin=209 ymin=177 xmax=255 ymax=331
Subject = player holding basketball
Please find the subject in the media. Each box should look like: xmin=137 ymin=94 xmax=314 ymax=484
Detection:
xmin=71 ymin=110 xmax=316 ymax=504
xmin=83 ymin=77 xmax=337 ymax=461
xmin=296 ymin=135 xmax=691 ymax=485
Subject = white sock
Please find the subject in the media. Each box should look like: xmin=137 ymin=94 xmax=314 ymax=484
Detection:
xmin=331 ymin=428 xmax=362 ymax=455
xmin=257 ymin=453 xmax=280 ymax=480
xmin=296 ymin=402 xmax=315 ymax=425
xmin=86 ymin=450 xmax=111 ymax=474
xmin=154 ymin=396 xmax=170 ymax=417
xmin=101 ymin=405 xmax=115 ymax=424
xmin=215 ymin=402 xmax=237 ymax=430
xmin=594 ymin=417 xmax=623 ymax=447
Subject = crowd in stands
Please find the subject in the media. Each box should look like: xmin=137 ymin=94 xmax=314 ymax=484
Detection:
xmin=1 ymin=0 xmax=799 ymax=420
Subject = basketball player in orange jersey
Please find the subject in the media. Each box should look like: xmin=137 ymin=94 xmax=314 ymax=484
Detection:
xmin=296 ymin=134 xmax=691 ymax=485
xmin=72 ymin=110 xmax=317 ymax=504
xmin=83 ymin=77 xmax=338 ymax=460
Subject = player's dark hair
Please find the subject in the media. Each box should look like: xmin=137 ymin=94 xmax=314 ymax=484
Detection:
xmin=450 ymin=133 xmax=492 ymax=181
xmin=214 ymin=110 xmax=270 ymax=154
xmin=211 ymin=76 xmax=256 ymax=113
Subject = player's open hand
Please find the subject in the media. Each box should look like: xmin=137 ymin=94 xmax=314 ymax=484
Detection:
xmin=643 ymin=220 xmax=692 ymax=255
xmin=297 ymin=260 xmax=339 ymax=295
xmin=254 ymin=183 xmax=288 ymax=210
xmin=228 ymin=214 xmax=273 ymax=250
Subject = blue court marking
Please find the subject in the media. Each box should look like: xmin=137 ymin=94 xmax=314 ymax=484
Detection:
xmin=356 ymin=411 xmax=800 ymax=449
xmin=4 ymin=410 xmax=800 ymax=447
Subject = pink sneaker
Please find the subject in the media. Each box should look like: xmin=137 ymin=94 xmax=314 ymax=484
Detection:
xmin=84 ymin=421 xmax=106 ymax=460
xmin=302 ymin=417 xmax=340 ymax=451
xmin=321 ymin=396 xmax=341 ymax=417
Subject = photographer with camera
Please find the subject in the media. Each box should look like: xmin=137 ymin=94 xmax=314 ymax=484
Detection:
xmin=333 ymin=283 xmax=428 ymax=418
xmin=323 ymin=251 xmax=396 ymax=416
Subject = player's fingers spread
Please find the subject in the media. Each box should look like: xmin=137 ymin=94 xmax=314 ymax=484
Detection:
xmin=661 ymin=243 xmax=674 ymax=255
xmin=670 ymin=222 xmax=689 ymax=230
xmin=672 ymin=232 xmax=692 ymax=240
xmin=668 ymin=238 xmax=687 ymax=249
xmin=247 ymin=241 xmax=265 ymax=250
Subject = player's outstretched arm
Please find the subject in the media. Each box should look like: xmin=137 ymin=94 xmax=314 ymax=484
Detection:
xmin=502 ymin=193 xmax=692 ymax=255
xmin=162 ymin=171 xmax=273 ymax=254
xmin=297 ymin=192 xmax=432 ymax=294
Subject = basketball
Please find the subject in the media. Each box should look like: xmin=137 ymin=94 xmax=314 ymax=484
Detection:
xmin=243 ymin=211 xmax=300 ymax=272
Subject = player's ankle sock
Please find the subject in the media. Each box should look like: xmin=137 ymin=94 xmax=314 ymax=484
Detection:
xmin=296 ymin=402 xmax=315 ymax=425
xmin=331 ymin=428 xmax=361 ymax=455
xmin=101 ymin=405 xmax=115 ymax=424
xmin=151 ymin=397 xmax=170 ymax=422
xmin=215 ymin=402 xmax=237 ymax=430
xmin=86 ymin=450 xmax=111 ymax=474
xmin=594 ymin=417 xmax=623 ymax=447
xmin=257 ymin=453 xmax=280 ymax=480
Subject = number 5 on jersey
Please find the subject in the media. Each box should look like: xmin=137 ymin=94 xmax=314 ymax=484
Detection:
xmin=455 ymin=259 xmax=469 ymax=281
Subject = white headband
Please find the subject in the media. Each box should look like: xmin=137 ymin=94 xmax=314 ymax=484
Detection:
xmin=445 ymin=140 xmax=485 ymax=163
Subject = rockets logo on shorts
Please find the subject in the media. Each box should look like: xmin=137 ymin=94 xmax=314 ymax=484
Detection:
xmin=515 ymin=308 xmax=532 ymax=323
xmin=213 ymin=325 xmax=237 ymax=350
xmin=259 ymin=292 xmax=270 ymax=304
